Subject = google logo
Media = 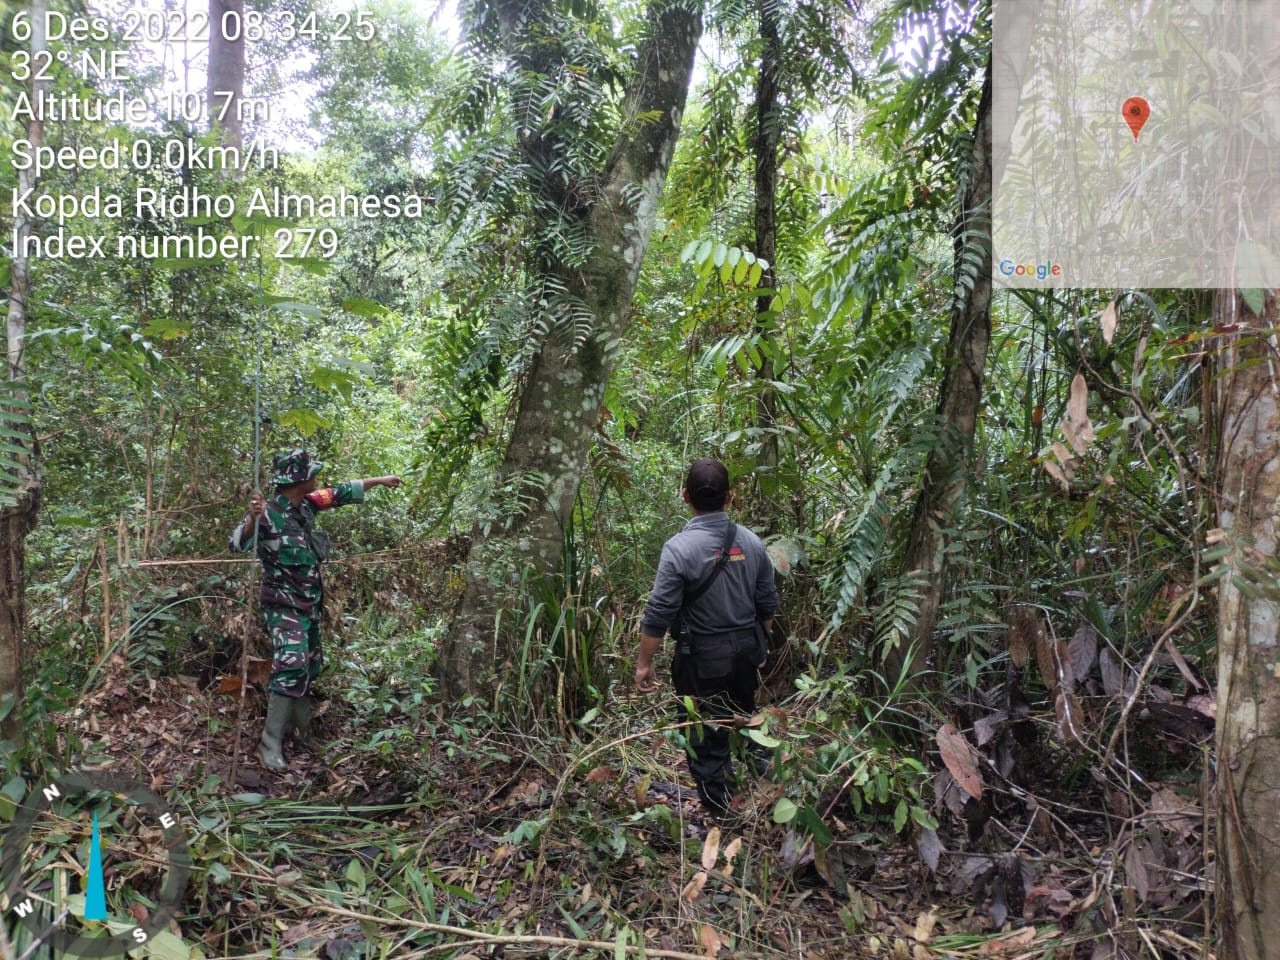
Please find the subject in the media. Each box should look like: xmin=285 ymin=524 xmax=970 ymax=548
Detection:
xmin=999 ymin=259 xmax=1062 ymax=280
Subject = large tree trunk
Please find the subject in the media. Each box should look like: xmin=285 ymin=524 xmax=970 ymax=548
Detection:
xmin=751 ymin=0 xmax=782 ymax=531
xmin=436 ymin=2 xmax=703 ymax=699
xmin=1215 ymin=287 xmax=1280 ymax=960
xmin=888 ymin=64 xmax=992 ymax=685
xmin=0 ymin=0 xmax=47 ymax=748
xmin=208 ymin=0 xmax=245 ymax=146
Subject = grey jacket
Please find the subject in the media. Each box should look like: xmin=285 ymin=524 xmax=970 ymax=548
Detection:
xmin=641 ymin=512 xmax=779 ymax=638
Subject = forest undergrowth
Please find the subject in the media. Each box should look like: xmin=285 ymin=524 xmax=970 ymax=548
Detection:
xmin=4 ymin=539 xmax=1215 ymax=960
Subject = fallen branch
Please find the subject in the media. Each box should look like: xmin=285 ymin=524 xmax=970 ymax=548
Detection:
xmin=280 ymin=891 xmax=741 ymax=960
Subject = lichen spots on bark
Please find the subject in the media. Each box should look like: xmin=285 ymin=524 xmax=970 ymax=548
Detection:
xmin=1216 ymin=287 xmax=1280 ymax=958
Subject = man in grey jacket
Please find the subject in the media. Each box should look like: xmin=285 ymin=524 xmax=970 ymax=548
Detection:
xmin=635 ymin=458 xmax=779 ymax=817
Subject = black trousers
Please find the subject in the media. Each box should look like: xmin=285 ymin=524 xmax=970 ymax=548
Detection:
xmin=672 ymin=633 xmax=766 ymax=814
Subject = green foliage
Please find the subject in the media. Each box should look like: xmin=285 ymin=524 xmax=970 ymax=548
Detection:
xmin=766 ymin=665 xmax=937 ymax=843
xmin=503 ymin=521 xmax=618 ymax=733
xmin=0 ymin=380 xmax=33 ymax=510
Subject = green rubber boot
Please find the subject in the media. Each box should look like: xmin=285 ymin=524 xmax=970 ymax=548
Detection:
xmin=291 ymin=695 xmax=314 ymax=749
xmin=257 ymin=693 xmax=292 ymax=772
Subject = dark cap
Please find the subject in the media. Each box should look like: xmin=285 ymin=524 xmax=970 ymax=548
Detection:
xmin=684 ymin=458 xmax=730 ymax=511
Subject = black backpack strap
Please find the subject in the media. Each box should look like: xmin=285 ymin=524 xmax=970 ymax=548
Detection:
xmin=683 ymin=521 xmax=737 ymax=610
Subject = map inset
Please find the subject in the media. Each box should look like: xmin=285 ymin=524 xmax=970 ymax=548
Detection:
xmin=993 ymin=0 xmax=1280 ymax=288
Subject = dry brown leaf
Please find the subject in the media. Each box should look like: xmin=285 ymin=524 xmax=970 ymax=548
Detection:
xmin=1041 ymin=458 xmax=1071 ymax=491
xmin=1056 ymin=640 xmax=1075 ymax=688
xmin=778 ymin=831 xmax=814 ymax=872
xmin=681 ymin=870 xmax=709 ymax=902
xmin=934 ymin=768 xmax=966 ymax=819
xmin=1149 ymin=786 xmax=1200 ymax=842
xmin=246 ymin=657 xmax=271 ymax=686
xmin=1055 ymin=690 xmax=1083 ymax=745
xmin=1101 ymin=300 xmax=1118 ymax=345
xmin=1099 ymin=648 xmax=1124 ymax=697
xmin=978 ymin=927 xmax=1037 ymax=956
xmin=1023 ymin=884 xmax=1074 ymax=920
xmin=700 ymin=923 xmax=723 ymax=958
xmin=583 ymin=765 xmax=616 ymax=784
xmin=913 ymin=909 xmax=939 ymax=942
xmin=1186 ymin=694 xmax=1216 ymax=718
xmin=1035 ymin=625 xmax=1058 ymax=697
xmin=1068 ymin=622 xmax=1099 ymax=679
xmin=813 ymin=844 xmax=851 ymax=897
xmin=936 ymin=725 xmax=983 ymax=800
xmin=1007 ymin=606 xmax=1038 ymax=668
xmin=1125 ymin=839 xmax=1150 ymax=902
xmin=215 ymin=676 xmax=243 ymax=696
xmin=917 ymin=826 xmax=944 ymax=872
xmin=1061 ymin=374 xmax=1096 ymax=455
xmin=1050 ymin=441 xmax=1074 ymax=469
xmin=722 ymin=837 xmax=742 ymax=877
xmin=913 ymin=946 xmax=932 ymax=960
xmin=633 ymin=774 xmax=650 ymax=809
xmin=701 ymin=826 xmax=721 ymax=871
xmin=973 ymin=710 xmax=1006 ymax=746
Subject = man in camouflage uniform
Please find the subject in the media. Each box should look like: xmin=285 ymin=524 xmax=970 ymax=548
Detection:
xmin=230 ymin=449 xmax=401 ymax=772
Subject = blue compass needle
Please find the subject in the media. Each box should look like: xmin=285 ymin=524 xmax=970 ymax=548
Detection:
xmin=84 ymin=809 xmax=107 ymax=921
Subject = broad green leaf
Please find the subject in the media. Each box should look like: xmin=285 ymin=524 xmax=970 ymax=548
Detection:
xmin=309 ymin=365 xmax=364 ymax=399
xmin=345 ymin=858 xmax=366 ymax=891
xmin=745 ymin=728 xmax=781 ymax=749
xmin=765 ymin=535 xmax=804 ymax=575
xmin=142 ymin=928 xmax=203 ymax=960
xmin=772 ymin=797 xmax=798 ymax=823
xmin=1 ymin=775 xmax=25 ymax=804
xmin=142 ymin=318 xmax=191 ymax=340
xmin=277 ymin=408 xmax=332 ymax=435
xmin=799 ymin=805 xmax=833 ymax=845
xmin=340 ymin=298 xmax=389 ymax=318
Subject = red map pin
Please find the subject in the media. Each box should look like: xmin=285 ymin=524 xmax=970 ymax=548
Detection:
xmin=1123 ymin=97 xmax=1150 ymax=141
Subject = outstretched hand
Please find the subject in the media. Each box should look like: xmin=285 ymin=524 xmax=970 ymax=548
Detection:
xmin=634 ymin=662 xmax=658 ymax=694
xmin=247 ymin=492 xmax=266 ymax=519
xmin=375 ymin=475 xmax=403 ymax=489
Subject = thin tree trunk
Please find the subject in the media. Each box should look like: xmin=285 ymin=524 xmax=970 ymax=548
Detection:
xmin=752 ymin=0 xmax=782 ymax=531
xmin=208 ymin=0 xmax=245 ymax=146
xmin=889 ymin=64 xmax=992 ymax=685
xmin=1215 ymin=287 xmax=1280 ymax=959
xmin=0 ymin=0 xmax=48 ymax=747
xmin=437 ymin=2 xmax=704 ymax=699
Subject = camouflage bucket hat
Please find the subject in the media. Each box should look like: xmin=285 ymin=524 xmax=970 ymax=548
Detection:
xmin=271 ymin=449 xmax=323 ymax=486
